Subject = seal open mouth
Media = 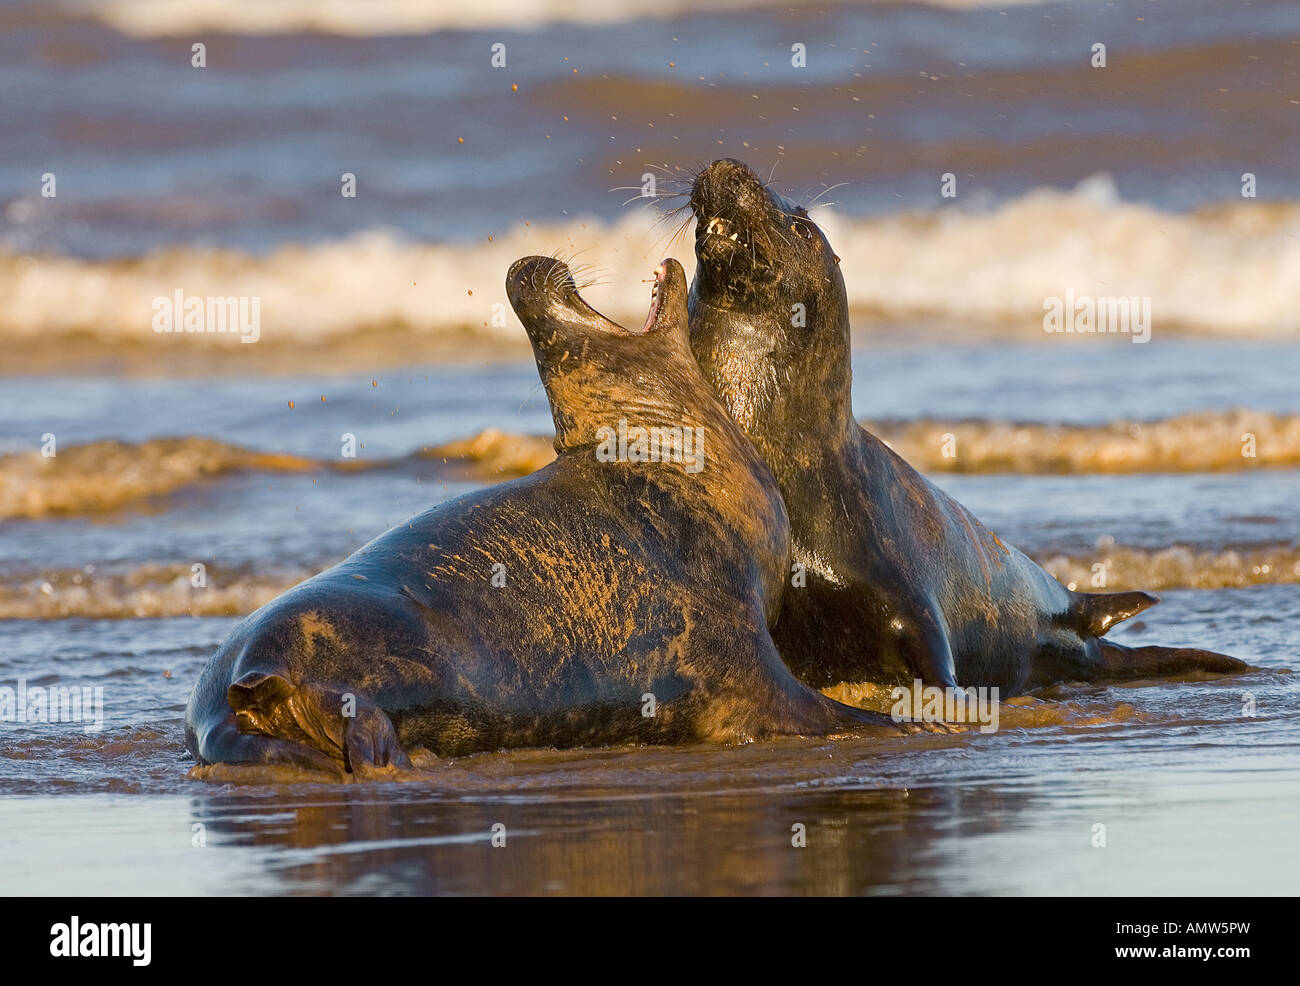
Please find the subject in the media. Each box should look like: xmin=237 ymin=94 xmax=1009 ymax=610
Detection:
xmin=639 ymin=261 xmax=667 ymax=333
xmin=687 ymin=159 xmax=805 ymax=294
xmin=507 ymin=256 xmax=684 ymax=342
xmin=700 ymin=216 xmax=746 ymax=250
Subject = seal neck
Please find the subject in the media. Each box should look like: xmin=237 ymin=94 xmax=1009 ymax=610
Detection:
xmin=689 ymin=297 xmax=858 ymax=458
xmin=538 ymin=345 xmax=718 ymax=463
xmin=540 ymin=341 xmax=792 ymax=618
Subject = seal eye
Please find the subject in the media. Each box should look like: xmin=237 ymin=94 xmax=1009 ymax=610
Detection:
xmin=791 ymin=220 xmax=815 ymax=242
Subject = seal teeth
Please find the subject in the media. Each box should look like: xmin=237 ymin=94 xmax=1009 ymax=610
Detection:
xmin=641 ymin=265 xmax=663 ymax=333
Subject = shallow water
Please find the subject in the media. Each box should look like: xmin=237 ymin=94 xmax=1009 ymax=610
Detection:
xmin=2 ymin=333 xmax=1297 ymax=894
xmin=2 ymin=613 xmax=1296 ymax=894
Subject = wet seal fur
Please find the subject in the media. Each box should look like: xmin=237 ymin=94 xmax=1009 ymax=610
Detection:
xmin=687 ymin=158 xmax=1250 ymax=694
xmin=185 ymin=256 xmax=895 ymax=777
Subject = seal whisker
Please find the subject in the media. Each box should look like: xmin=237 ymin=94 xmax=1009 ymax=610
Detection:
xmin=649 ymin=202 xmax=692 ymax=229
xmin=642 ymin=162 xmax=694 ymax=181
xmin=517 ymin=381 xmax=547 ymax=415
xmin=652 ymin=212 xmax=697 ymax=257
xmin=760 ymin=222 xmax=790 ymax=258
xmin=652 ymin=202 xmax=691 ymax=224
xmin=619 ymin=191 xmax=690 ymax=212
xmin=637 ymin=163 xmax=701 ymax=198
xmin=613 ymin=186 xmax=687 ymax=199
xmin=804 ymin=181 xmax=847 ymax=208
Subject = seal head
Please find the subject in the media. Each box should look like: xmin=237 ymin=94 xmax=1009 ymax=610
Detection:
xmin=688 ymin=159 xmax=854 ymax=442
xmin=508 ymin=256 xmax=700 ymax=455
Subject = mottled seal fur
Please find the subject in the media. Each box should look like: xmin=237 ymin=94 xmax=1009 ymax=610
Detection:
xmin=185 ymin=256 xmax=894 ymax=776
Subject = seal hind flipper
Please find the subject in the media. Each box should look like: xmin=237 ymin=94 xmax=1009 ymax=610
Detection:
xmin=1073 ymin=590 xmax=1159 ymax=636
xmin=1097 ymin=640 xmax=1250 ymax=679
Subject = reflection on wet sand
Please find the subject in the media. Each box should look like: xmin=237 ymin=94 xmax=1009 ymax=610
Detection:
xmin=177 ymin=665 xmax=1295 ymax=896
xmin=187 ymin=782 xmax=1028 ymax=895
xmin=0 ymin=659 xmax=1293 ymax=895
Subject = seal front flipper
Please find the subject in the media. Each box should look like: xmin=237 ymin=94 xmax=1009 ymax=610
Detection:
xmin=340 ymin=702 xmax=411 ymax=775
xmin=800 ymin=685 xmax=960 ymax=735
xmin=227 ymin=670 xmax=411 ymax=774
xmin=1073 ymin=589 xmax=1159 ymax=636
xmin=734 ymin=633 xmax=942 ymax=738
xmin=192 ymin=717 xmax=344 ymax=776
xmin=896 ymin=600 xmax=959 ymax=690
xmin=227 ymin=669 xmax=294 ymax=712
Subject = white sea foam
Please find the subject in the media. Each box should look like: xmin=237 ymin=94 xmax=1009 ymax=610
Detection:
xmin=80 ymin=0 xmax=1046 ymax=38
xmin=2 ymin=181 xmax=1297 ymax=345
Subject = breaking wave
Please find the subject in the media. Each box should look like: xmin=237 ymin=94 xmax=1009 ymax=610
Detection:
xmin=0 ymin=563 xmax=310 ymax=620
xmin=1039 ymin=544 xmax=1300 ymax=593
xmin=870 ymin=409 xmax=1300 ymax=475
xmin=75 ymin=0 xmax=1044 ymax=38
xmin=2 ymin=183 xmax=1297 ymax=356
xmin=0 ymin=437 xmax=316 ymax=521
xmin=2 ymin=411 xmax=1295 ymax=521
xmin=0 ymin=430 xmax=562 ymax=521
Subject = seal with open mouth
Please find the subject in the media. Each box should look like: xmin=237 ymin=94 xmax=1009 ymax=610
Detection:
xmin=185 ymin=256 xmax=895 ymax=776
xmin=687 ymin=158 xmax=1248 ymax=693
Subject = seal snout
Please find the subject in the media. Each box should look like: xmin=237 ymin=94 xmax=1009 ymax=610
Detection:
xmin=689 ymin=159 xmax=790 ymax=280
xmin=690 ymin=159 xmax=771 ymax=239
xmin=507 ymin=255 xmax=600 ymax=350
xmin=506 ymin=255 xmax=599 ymax=338
xmin=506 ymin=256 xmax=577 ymax=306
